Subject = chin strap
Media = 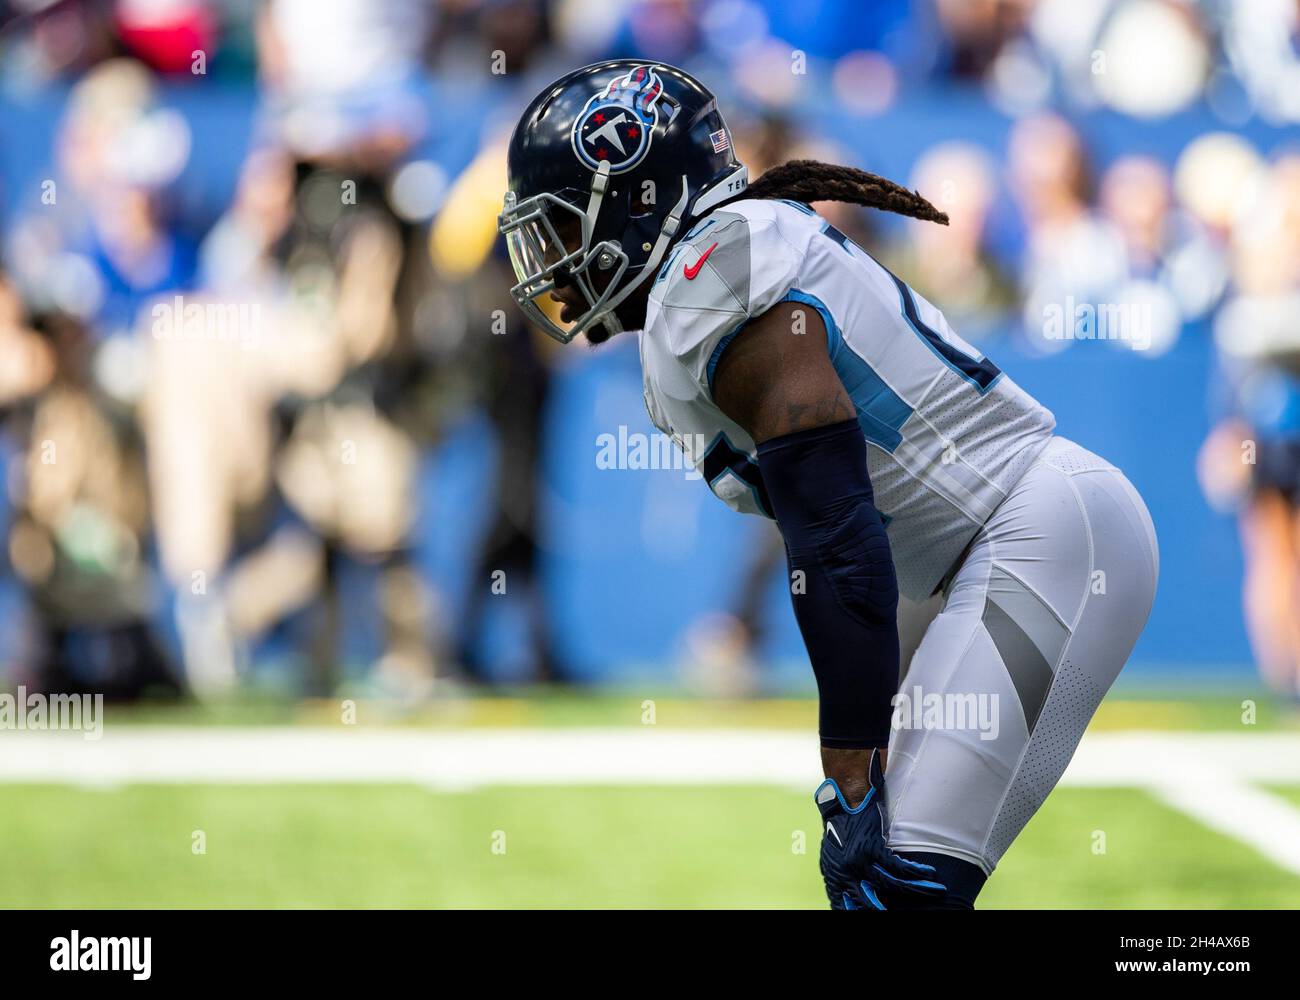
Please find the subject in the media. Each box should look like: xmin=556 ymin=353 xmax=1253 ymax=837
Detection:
xmin=589 ymin=175 xmax=690 ymax=337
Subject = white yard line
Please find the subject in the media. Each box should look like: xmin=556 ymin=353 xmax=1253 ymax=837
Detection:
xmin=1152 ymin=780 xmax=1300 ymax=876
xmin=0 ymin=728 xmax=819 ymax=789
xmin=1 ymin=727 xmax=1300 ymax=787
xmin=2 ymin=727 xmax=1300 ymax=872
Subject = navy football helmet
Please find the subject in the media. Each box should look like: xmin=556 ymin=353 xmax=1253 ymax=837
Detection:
xmin=500 ymin=60 xmax=748 ymax=343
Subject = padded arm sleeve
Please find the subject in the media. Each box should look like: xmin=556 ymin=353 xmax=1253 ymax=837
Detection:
xmin=756 ymin=418 xmax=899 ymax=748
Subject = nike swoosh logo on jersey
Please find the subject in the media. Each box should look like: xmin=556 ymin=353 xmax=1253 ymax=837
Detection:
xmin=826 ymin=820 xmax=843 ymax=848
xmin=683 ymin=242 xmax=718 ymax=280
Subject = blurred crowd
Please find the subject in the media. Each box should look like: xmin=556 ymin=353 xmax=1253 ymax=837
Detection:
xmin=0 ymin=0 xmax=1298 ymax=701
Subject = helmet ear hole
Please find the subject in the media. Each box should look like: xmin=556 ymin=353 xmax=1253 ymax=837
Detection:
xmin=632 ymin=186 xmax=655 ymax=215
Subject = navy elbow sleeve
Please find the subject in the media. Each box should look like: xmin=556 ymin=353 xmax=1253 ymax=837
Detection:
xmin=756 ymin=418 xmax=899 ymax=749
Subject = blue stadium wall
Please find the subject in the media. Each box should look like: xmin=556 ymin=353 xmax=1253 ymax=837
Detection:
xmin=0 ymin=83 xmax=1268 ymax=686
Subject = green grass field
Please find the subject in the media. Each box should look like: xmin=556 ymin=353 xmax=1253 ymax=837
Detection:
xmin=1 ymin=782 xmax=1297 ymax=908
xmin=1 ymin=693 xmax=1297 ymax=908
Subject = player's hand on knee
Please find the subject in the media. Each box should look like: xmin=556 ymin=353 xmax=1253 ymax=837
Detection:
xmin=815 ymin=753 xmax=947 ymax=910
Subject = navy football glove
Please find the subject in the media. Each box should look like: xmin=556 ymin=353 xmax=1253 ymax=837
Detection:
xmin=815 ymin=753 xmax=947 ymax=910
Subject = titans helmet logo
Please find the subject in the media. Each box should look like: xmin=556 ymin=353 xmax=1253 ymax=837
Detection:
xmin=571 ymin=65 xmax=665 ymax=174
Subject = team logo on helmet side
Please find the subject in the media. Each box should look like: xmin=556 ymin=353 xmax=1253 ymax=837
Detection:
xmin=571 ymin=65 xmax=665 ymax=175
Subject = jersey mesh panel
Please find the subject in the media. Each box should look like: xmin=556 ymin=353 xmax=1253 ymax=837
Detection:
xmin=867 ymin=455 xmax=977 ymax=599
xmin=921 ymin=369 xmax=1054 ymax=492
xmin=1042 ymin=443 xmax=1113 ymax=475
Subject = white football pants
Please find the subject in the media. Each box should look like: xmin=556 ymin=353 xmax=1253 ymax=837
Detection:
xmin=885 ymin=436 xmax=1159 ymax=873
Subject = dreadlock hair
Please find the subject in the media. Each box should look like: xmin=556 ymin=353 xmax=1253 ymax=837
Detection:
xmin=725 ymin=159 xmax=949 ymax=226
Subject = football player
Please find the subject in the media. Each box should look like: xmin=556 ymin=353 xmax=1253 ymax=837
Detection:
xmin=499 ymin=61 xmax=1158 ymax=909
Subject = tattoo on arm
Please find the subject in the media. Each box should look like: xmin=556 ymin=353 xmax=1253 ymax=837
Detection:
xmin=784 ymin=395 xmax=855 ymax=434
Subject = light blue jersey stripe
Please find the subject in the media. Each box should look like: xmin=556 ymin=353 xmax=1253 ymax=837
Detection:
xmin=780 ymin=289 xmax=912 ymax=453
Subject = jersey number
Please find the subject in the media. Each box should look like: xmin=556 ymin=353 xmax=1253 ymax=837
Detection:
xmin=701 ymin=435 xmax=773 ymax=519
xmin=821 ymin=221 xmax=1001 ymax=393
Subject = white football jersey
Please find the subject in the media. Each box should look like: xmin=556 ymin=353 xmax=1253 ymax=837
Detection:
xmin=639 ymin=198 xmax=1056 ymax=600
